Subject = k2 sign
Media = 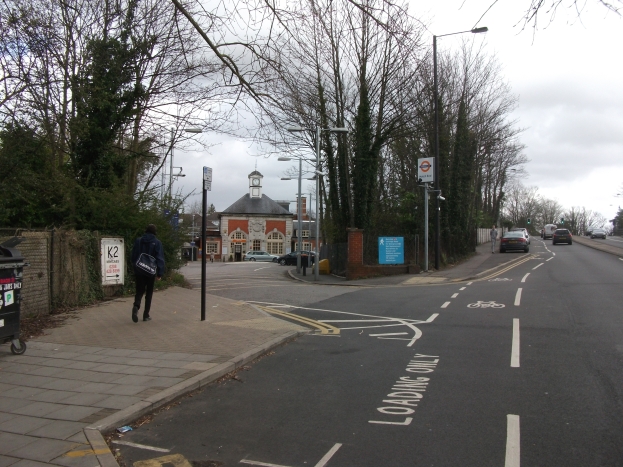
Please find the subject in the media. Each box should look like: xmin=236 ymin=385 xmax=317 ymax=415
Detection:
xmin=101 ymin=238 xmax=125 ymax=286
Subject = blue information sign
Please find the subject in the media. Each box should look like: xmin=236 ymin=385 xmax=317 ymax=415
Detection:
xmin=379 ymin=237 xmax=404 ymax=265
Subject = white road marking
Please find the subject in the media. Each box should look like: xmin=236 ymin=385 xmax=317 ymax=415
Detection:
xmin=505 ymin=414 xmax=521 ymax=467
xmin=532 ymin=263 xmax=544 ymax=270
xmin=511 ymin=319 xmax=520 ymax=368
xmin=369 ymin=332 xmax=408 ymax=337
xmin=619 ymin=258 xmax=623 ymax=261
xmin=369 ymin=417 xmax=413 ymax=425
xmin=451 ymin=293 xmax=459 ymax=298
xmin=552 ymin=252 xmax=556 ymax=256
xmin=521 ymin=273 xmax=529 ymax=283
xmin=460 ymin=287 xmax=467 ymax=290
xmin=240 ymin=460 xmax=290 ymax=467
xmin=467 ymin=282 xmax=473 ymax=285
xmin=254 ymin=267 xmax=270 ymax=271
xmin=314 ymin=443 xmax=343 ymax=467
xmin=441 ymin=301 xmax=451 ymax=308
xmin=514 ymin=288 xmax=522 ymax=306
xmin=112 ymin=441 xmax=170 ymax=452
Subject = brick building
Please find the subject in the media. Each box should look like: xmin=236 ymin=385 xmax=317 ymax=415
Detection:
xmin=219 ymin=171 xmax=294 ymax=261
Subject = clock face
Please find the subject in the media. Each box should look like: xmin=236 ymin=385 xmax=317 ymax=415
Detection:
xmin=252 ymin=178 xmax=260 ymax=186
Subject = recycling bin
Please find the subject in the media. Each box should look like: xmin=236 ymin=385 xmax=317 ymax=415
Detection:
xmin=0 ymin=244 xmax=26 ymax=355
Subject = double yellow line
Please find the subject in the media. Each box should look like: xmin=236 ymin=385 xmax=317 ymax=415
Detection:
xmin=479 ymin=254 xmax=535 ymax=281
xmin=259 ymin=306 xmax=340 ymax=335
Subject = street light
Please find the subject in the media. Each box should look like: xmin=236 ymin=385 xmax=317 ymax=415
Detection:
xmin=433 ymin=27 xmax=487 ymax=270
xmin=284 ymin=126 xmax=348 ymax=280
xmin=279 ymin=159 xmax=316 ymax=273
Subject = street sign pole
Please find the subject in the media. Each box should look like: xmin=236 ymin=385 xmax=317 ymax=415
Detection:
xmin=424 ymin=184 xmax=429 ymax=272
xmin=201 ymin=167 xmax=212 ymax=321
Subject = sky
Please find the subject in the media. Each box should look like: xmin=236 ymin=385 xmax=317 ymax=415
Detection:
xmin=173 ymin=0 xmax=623 ymax=222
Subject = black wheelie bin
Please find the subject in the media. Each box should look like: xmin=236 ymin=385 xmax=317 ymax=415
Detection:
xmin=0 ymin=243 xmax=26 ymax=355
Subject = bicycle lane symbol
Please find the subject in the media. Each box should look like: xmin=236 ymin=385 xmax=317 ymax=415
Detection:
xmin=467 ymin=301 xmax=505 ymax=309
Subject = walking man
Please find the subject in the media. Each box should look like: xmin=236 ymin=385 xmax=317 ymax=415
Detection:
xmin=131 ymin=224 xmax=165 ymax=322
xmin=210 ymin=251 xmax=214 ymax=263
xmin=490 ymin=224 xmax=498 ymax=253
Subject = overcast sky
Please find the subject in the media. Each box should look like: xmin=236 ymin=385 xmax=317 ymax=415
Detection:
xmin=174 ymin=0 xmax=623 ymax=222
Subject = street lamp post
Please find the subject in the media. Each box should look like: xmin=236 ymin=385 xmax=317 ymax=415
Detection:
xmin=433 ymin=26 xmax=487 ymax=270
xmin=280 ymin=163 xmax=316 ymax=274
xmin=284 ymin=126 xmax=348 ymax=280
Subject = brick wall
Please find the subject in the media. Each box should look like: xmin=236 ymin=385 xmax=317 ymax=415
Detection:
xmin=265 ymin=220 xmax=286 ymax=235
xmin=228 ymin=219 xmax=249 ymax=234
xmin=347 ymin=229 xmax=363 ymax=266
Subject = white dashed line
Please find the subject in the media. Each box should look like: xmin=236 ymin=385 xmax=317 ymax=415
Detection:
xmin=505 ymin=414 xmax=521 ymax=467
xmin=467 ymin=282 xmax=473 ymax=285
xmin=451 ymin=293 xmax=459 ymax=298
xmin=546 ymin=257 xmax=553 ymax=262
xmin=460 ymin=287 xmax=466 ymax=290
xmin=532 ymin=263 xmax=544 ymax=270
xmin=511 ymin=319 xmax=520 ymax=368
xmin=314 ymin=443 xmax=343 ymax=467
xmin=514 ymin=288 xmax=522 ymax=306
xmin=441 ymin=302 xmax=451 ymax=308
xmin=521 ymin=273 xmax=529 ymax=283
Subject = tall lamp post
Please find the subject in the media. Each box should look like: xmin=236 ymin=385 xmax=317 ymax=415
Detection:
xmin=283 ymin=126 xmax=348 ymax=280
xmin=433 ymin=26 xmax=487 ymax=270
xmin=279 ymin=162 xmax=316 ymax=274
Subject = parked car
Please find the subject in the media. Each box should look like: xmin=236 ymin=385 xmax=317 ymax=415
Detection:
xmin=541 ymin=224 xmax=557 ymax=239
xmin=500 ymin=231 xmax=530 ymax=253
xmin=243 ymin=251 xmax=279 ymax=262
xmin=276 ymin=250 xmax=316 ymax=266
xmin=590 ymin=228 xmax=607 ymax=239
xmin=510 ymin=227 xmax=531 ymax=244
xmin=552 ymin=229 xmax=572 ymax=245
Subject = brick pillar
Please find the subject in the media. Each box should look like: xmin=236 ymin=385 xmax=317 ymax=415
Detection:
xmin=347 ymin=228 xmax=364 ymax=265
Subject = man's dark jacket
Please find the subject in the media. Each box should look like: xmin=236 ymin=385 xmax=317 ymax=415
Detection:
xmin=131 ymin=233 xmax=165 ymax=277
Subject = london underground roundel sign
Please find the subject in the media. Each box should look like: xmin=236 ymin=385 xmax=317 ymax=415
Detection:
xmin=418 ymin=157 xmax=434 ymax=183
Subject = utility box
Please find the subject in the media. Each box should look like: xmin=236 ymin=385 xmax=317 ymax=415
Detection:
xmin=319 ymin=259 xmax=330 ymax=275
xmin=0 ymin=243 xmax=26 ymax=355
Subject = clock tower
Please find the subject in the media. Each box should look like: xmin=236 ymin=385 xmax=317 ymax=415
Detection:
xmin=248 ymin=170 xmax=263 ymax=198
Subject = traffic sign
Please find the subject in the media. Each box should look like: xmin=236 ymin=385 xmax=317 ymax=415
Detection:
xmin=203 ymin=180 xmax=211 ymax=191
xmin=417 ymin=158 xmax=434 ymax=183
xmin=203 ymin=166 xmax=212 ymax=182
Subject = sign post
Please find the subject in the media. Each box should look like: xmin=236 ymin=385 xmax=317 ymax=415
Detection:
xmin=201 ymin=167 xmax=212 ymax=321
xmin=418 ymin=158 xmax=434 ymax=184
xmin=378 ymin=237 xmax=405 ymax=265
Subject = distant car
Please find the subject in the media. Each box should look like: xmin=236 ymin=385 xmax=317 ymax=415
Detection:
xmin=500 ymin=231 xmax=529 ymax=253
xmin=591 ymin=228 xmax=607 ymax=239
xmin=243 ymin=251 xmax=279 ymax=262
xmin=586 ymin=225 xmax=599 ymax=236
xmin=542 ymin=224 xmax=557 ymax=239
xmin=552 ymin=229 xmax=572 ymax=245
xmin=276 ymin=250 xmax=316 ymax=266
xmin=510 ymin=228 xmax=530 ymax=244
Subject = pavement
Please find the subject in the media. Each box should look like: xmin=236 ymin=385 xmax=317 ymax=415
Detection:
xmin=1 ymin=236 xmax=602 ymax=467
xmin=289 ymin=240 xmax=534 ymax=286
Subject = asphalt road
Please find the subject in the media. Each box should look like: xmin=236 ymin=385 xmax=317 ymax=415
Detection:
xmin=116 ymin=239 xmax=623 ymax=466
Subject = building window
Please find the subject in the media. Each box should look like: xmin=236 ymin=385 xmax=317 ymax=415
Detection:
xmin=267 ymin=232 xmax=284 ymax=255
xmin=232 ymin=231 xmax=246 ymax=240
xmin=303 ymin=242 xmax=312 ymax=251
xmin=205 ymin=242 xmax=218 ymax=253
xmin=252 ymin=239 xmax=261 ymax=251
xmin=301 ymin=230 xmax=310 ymax=238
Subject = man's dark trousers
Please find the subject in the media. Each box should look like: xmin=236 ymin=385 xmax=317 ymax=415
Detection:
xmin=134 ymin=274 xmax=156 ymax=319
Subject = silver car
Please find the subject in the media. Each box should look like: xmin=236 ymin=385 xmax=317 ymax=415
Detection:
xmin=510 ymin=228 xmax=531 ymax=245
xmin=243 ymin=251 xmax=279 ymax=262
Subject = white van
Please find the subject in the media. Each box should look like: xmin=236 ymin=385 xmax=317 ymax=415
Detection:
xmin=542 ymin=224 xmax=557 ymax=239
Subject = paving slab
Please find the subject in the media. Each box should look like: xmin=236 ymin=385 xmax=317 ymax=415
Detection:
xmin=0 ymin=287 xmax=305 ymax=466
